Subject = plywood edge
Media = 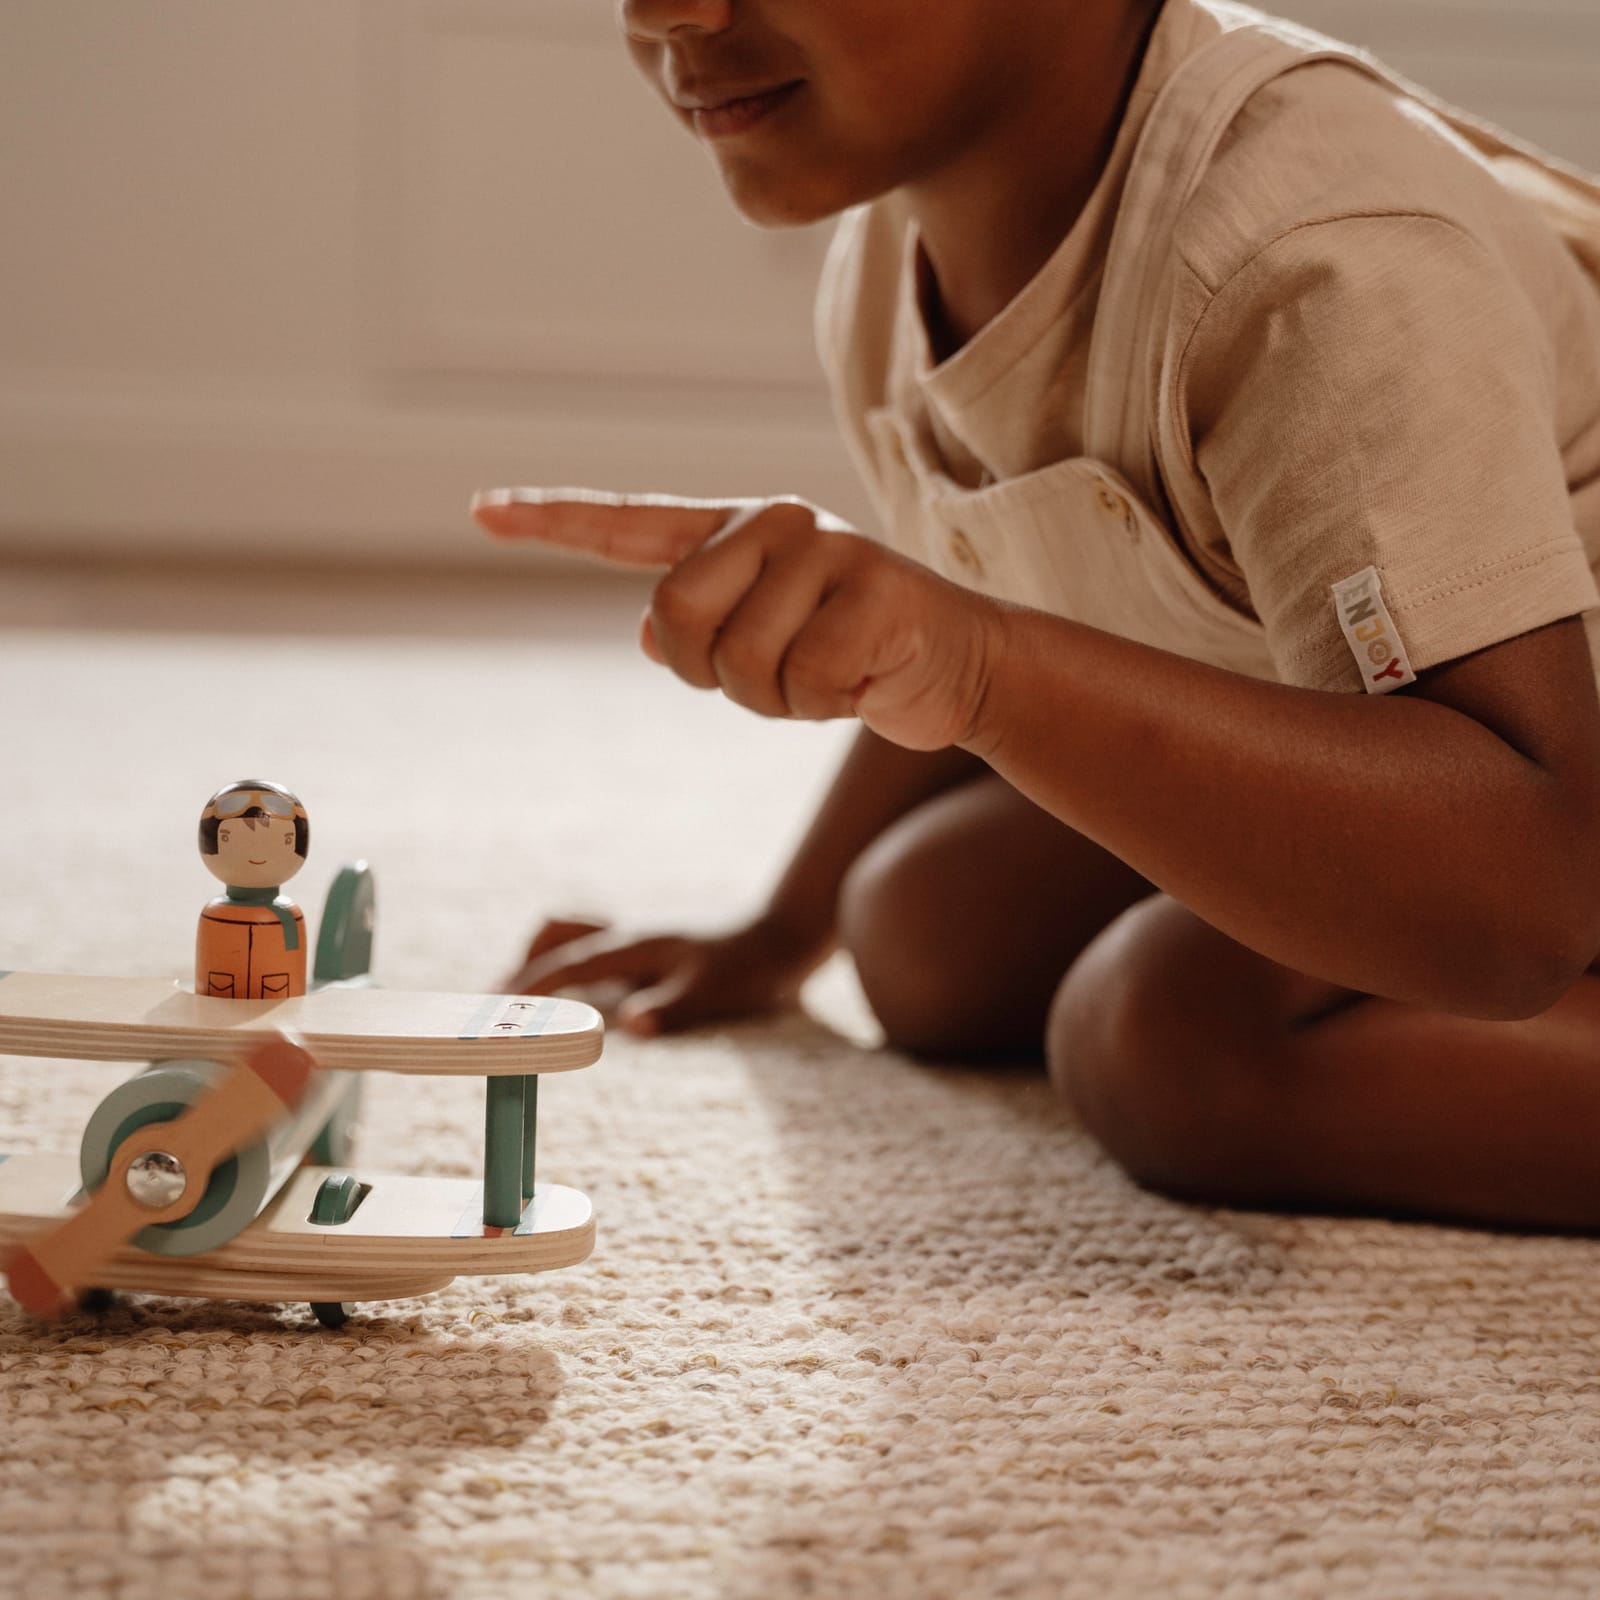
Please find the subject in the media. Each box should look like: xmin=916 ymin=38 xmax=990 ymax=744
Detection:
xmin=0 ymin=1154 xmax=597 ymax=1293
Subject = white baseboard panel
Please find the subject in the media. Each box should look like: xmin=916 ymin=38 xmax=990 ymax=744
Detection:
xmin=0 ymin=377 xmax=875 ymax=568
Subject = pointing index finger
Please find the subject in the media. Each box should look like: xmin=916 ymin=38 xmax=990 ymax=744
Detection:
xmin=472 ymin=487 xmax=762 ymax=568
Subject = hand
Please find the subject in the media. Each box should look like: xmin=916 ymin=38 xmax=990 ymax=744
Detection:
xmin=471 ymin=488 xmax=1000 ymax=752
xmin=503 ymin=914 xmax=827 ymax=1037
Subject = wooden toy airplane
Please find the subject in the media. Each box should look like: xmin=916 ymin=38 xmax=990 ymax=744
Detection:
xmin=0 ymin=782 xmax=604 ymax=1328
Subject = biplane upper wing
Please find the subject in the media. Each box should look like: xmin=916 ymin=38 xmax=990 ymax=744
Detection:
xmin=0 ymin=971 xmax=602 ymax=1074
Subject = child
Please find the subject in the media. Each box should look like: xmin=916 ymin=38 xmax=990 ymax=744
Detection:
xmin=470 ymin=0 xmax=1600 ymax=1231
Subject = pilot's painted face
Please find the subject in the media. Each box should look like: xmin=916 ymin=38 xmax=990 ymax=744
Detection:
xmin=204 ymin=803 xmax=304 ymax=889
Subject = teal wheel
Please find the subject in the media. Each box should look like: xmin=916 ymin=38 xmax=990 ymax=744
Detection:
xmin=308 ymin=1172 xmax=367 ymax=1226
xmin=80 ymin=1060 xmax=269 ymax=1257
xmin=306 ymin=1172 xmax=369 ymax=1330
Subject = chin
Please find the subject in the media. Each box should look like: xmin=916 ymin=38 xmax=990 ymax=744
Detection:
xmin=712 ymin=160 xmax=865 ymax=230
xmin=729 ymin=193 xmax=838 ymax=228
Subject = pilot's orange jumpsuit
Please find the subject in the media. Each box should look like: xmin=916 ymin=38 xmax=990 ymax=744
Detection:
xmin=197 ymin=893 xmax=306 ymax=1000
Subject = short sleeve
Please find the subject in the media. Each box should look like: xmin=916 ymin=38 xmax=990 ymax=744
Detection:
xmin=1177 ymin=212 xmax=1599 ymax=691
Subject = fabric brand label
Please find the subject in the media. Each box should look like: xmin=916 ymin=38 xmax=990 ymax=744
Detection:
xmin=1331 ymin=567 xmax=1415 ymax=694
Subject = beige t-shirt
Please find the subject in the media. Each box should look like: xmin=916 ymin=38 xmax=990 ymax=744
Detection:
xmin=814 ymin=0 xmax=1600 ymax=692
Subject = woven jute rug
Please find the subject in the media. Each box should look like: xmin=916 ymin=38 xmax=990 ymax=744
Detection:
xmin=3 ymin=565 xmax=1599 ymax=1600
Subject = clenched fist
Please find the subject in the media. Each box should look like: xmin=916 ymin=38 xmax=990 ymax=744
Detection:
xmin=471 ymin=489 xmax=1000 ymax=752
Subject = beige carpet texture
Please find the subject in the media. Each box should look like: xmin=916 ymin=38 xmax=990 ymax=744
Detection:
xmin=3 ymin=567 xmax=1600 ymax=1600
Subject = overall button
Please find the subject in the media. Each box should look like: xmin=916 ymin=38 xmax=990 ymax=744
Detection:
xmin=948 ymin=528 xmax=984 ymax=577
xmin=1095 ymin=482 xmax=1138 ymax=538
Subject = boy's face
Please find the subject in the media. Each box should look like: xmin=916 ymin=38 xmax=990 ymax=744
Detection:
xmin=619 ymin=0 xmax=1022 ymax=226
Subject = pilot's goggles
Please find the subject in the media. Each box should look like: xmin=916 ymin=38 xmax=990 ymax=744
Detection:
xmin=209 ymin=789 xmax=299 ymax=820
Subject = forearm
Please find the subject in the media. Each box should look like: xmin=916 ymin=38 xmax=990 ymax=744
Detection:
xmin=961 ymin=608 xmax=1600 ymax=1016
xmin=759 ymin=725 xmax=983 ymax=954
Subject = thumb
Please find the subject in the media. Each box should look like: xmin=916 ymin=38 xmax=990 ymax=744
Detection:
xmin=521 ymin=916 xmax=609 ymax=966
xmin=617 ymin=973 xmax=702 ymax=1037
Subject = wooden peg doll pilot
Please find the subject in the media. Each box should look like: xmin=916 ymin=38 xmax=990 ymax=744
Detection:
xmin=196 ymin=780 xmax=310 ymax=1000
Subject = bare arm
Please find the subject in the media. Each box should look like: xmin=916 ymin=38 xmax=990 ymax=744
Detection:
xmin=476 ymin=489 xmax=1600 ymax=1023
xmin=961 ymin=607 xmax=1600 ymax=1018
xmin=499 ymin=726 xmax=977 ymax=1030
xmin=757 ymin=726 xmax=982 ymax=958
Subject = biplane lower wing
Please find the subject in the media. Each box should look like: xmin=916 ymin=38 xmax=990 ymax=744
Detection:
xmin=0 ymin=1153 xmax=595 ymax=1303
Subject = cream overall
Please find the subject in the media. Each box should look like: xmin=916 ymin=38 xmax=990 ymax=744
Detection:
xmin=862 ymin=5 xmax=1600 ymax=686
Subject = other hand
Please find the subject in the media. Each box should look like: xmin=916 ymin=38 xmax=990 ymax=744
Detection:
xmin=502 ymin=913 xmax=827 ymax=1037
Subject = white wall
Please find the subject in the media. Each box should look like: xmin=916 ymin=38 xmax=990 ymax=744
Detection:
xmin=1 ymin=0 xmax=1596 ymax=568
xmin=0 ymin=0 xmax=854 ymax=567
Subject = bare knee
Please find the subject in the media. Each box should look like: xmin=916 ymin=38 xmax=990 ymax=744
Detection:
xmin=837 ymin=778 xmax=1155 ymax=1062
xmin=1046 ymin=898 xmax=1270 ymax=1197
xmin=838 ymin=827 xmax=985 ymax=1059
xmin=1046 ymin=901 xmax=1175 ymax=1185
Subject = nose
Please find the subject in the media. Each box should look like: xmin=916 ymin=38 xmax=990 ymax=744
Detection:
xmin=620 ymin=0 xmax=732 ymax=43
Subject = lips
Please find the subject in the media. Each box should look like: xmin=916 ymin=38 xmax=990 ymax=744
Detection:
xmin=681 ymin=80 xmax=803 ymax=139
xmin=673 ymin=78 xmax=787 ymax=109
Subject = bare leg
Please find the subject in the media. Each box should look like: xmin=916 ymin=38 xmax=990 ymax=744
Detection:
xmin=1049 ymin=894 xmax=1600 ymax=1232
xmin=838 ymin=775 xmax=1154 ymax=1059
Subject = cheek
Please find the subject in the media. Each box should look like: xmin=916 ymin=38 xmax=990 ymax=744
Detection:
xmin=832 ymin=5 xmax=997 ymax=138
